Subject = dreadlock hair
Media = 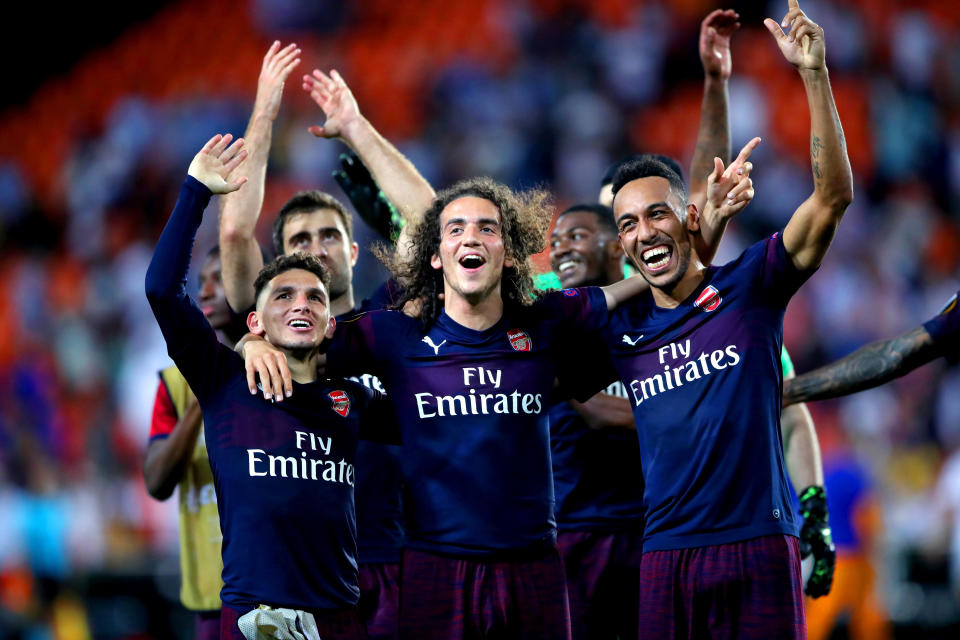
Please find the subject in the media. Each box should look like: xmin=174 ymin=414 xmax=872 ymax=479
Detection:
xmin=381 ymin=177 xmax=552 ymax=327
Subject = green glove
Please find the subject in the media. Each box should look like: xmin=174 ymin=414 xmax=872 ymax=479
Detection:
xmin=333 ymin=150 xmax=405 ymax=242
xmin=798 ymin=485 xmax=836 ymax=598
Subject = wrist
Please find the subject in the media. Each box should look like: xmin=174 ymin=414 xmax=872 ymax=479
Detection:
xmin=798 ymin=66 xmax=828 ymax=81
xmin=340 ymin=116 xmax=372 ymax=147
xmin=799 ymin=484 xmax=828 ymax=520
xmin=704 ymin=73 xmax=729 ymax=86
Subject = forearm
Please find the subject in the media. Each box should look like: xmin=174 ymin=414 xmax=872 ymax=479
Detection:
xmin=602 ymin=274 xmax=649 ymax=310
xmin=340 ymin=117 xmax=435 ymax=224
xmin=689 ymin=76 xmax=730 ymax=215
xmin=219 ymin=114 xmax=272 ymax=310
xmin=802 ymin=68 xmax=852 ymax=210
xmin=571 ymin=393 xmax=635 ymax=430
xmin=782 ymin=402 xmax=823 ymax=492
xmin=784 ymin=327 xmax=938 ymax=405
xmin=143 ymin=403 xmax=204 ymax=500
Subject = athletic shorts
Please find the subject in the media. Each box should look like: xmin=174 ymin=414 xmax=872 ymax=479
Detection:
xmin=399 ymin=545 xmax=571 ymax=640
xmin=557 ymin=530 xmax=643 ymax=640
xmin=638 ymin=534 xmax=805 ymax=640
xmin=359 ymin=562 xmax=400 ymax=640
xmin=194 ymin=610 xmax=221 ymax=640
xmin=220 ymin=603 xmax=367 ymax=640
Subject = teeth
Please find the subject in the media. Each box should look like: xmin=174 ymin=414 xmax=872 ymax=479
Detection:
xmin=558 ymin=261 xmax=577 ymax=272
xmin=646 ymin=255 xmax=669 ymax=269
xmin=289 ymin=320 xmax=311 ymax=328
xmin=642 ymin=246 xmax=668 ymax=262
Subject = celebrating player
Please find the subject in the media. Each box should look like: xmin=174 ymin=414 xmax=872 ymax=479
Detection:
xmin=218 ymin=43 xmax=432 ymax=638
xmin=593 ymin=1 xmax=853 ymax=635
xmin=146 ymin=134 xmax=395 ymax=639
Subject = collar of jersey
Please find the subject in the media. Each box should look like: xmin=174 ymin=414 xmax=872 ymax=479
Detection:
xmin=436 ymin=308 xmax=510 ymax=343
xmin=641 ymin=265 xmax=721 ymax=320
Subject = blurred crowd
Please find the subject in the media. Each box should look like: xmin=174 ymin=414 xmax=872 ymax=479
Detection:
xmin=1 ymin=0 xmax=959 ymax=637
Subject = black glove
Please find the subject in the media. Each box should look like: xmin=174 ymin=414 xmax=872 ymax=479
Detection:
xmin=333 ymin=150 xmax=404 ymax=242
xmin=798 ymin=484 xmax=836 ymax=598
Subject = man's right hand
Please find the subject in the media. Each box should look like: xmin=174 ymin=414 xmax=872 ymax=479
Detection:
xmin=303 ymin=69 xmax=364 ymax=140
xmin=239 ymin=334 xmax=292 ymax=401
xmin=699 ymin=9 xmax=740 ymax=80
xmin=253 ymin=41 xmax=302 ymax=122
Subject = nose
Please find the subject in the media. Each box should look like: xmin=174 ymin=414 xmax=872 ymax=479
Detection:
xmin=200 ymin=277 xmax=216 ymax=299
xmin=291 ymin=291 xmax=311 ymax=311
xmin=312 ymin=238 xmax=328 ymax=257
xmin=462 ymin=224 xmax=482 ymax=246
xmin=636 ymin=217 xmax=658 ymax=244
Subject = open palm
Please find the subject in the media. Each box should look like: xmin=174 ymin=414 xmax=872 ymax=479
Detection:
xmin=187 ymin=134 xmax=248 ymax=194
xmin=303 ymin=69 xmax=362 ymax=139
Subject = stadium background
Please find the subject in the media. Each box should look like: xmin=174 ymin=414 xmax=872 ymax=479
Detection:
xmin=1 ymin=0 xmax=959 ymax=637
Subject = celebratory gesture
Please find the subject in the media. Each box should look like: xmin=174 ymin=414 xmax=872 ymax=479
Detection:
xmin=764 ymin=0 xmax=826 ymax=71
xmin=254 ymin=41 xmax=302 ymax=121
xmin=699 ymin=9 xmax=740 ymax=79
xmin=188 ymin=134 xmax=248 ymax=194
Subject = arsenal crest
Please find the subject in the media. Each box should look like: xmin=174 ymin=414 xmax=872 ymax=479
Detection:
xmin=328 ymin=390 xmax=350 ymax=417
xmin=507 ymin=329 xmax=532 ymax=352
xmin=694 ymin=285 xmax=722 ymax=313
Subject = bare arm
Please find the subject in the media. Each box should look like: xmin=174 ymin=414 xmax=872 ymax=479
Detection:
xmin=781 ymin=377 xmax=823 ymax=491
xmin=143 ymin=398 xmax=203 ymax=500
xmin=303 ymin=70 xmax=436 ymax=225
xmin=784 ymin=326 xmax=939 ymax=406
xmin=570 ymin=393 xmax=635 ymax=431
xmin=767 ymin=1 xmax=854 ymax=272
xmin=219 ymin=42 xmax=301 ymax=311
xmin=689 ymin=8 xmax=738 ymax=264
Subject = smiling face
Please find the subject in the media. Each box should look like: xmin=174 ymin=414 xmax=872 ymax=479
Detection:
xmin=249 ymin=268 xmax=336 ymax=351
xmin=549 ymin=210 xmax=622 ymax=288
xmin=429 ymin=196 xmax=512 ymax=306
xmin=281 ymin=209 xmax=358 ymax=301
xmin=614 ymin=177 xmax=699 ymax=293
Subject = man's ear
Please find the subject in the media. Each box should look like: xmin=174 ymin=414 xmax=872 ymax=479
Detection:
xmin=430 ymin=253 xmax=442 ymax=270
xmin=247 ymin=311 xmax=266 ymax=337
xmin=685 ymin=203 xmax=701 ymax=234
xmin=325 ymin=315 xmax=337 ymax=340
xmin=350 ymin=241 xmax=359 ymax=267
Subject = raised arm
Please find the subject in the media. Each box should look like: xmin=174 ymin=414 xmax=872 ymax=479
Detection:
xmin=302 ymin=69 xmax=436 ymax=224
xmin=146 ymin=134 xmax=247 ymax=357
xmin=219 ymin=42 xmax=301 ymax=312
xmin=767 ymin=0 xmax=854 ymax=271
xmin=689 ymin=9 xmax=738 ymax=217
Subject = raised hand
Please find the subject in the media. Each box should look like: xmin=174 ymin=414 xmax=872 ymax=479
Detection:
xmin=704 ymin=136 xmax=760 ymax=220
xmin=764 ymin=0 xmax=825 ymax=71
xmin=699 ymin=9 xmax=740 ymax=80
xmin=302 ymin=69 xmax=363 ymax=139
xmin=254 ymin=41 xmax=302 ymax=122
xmin=188 ymin=134 xmax=248 ymax=194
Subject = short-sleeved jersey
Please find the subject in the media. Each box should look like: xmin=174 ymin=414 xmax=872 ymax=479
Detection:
xmin=146 ymin=177 xmax=394 ymax=610
xmin=599 ymin=232 xmax=813 ymax=552
xmin=327 ymin=288 xmax=608 ymax=556
xmin=549 ymin=379 xmax=645 ymax=533
xmin=147 ymin=372 xmax=223 ymax=611
xmin=924 ymin=288 xmax=960 ymax=363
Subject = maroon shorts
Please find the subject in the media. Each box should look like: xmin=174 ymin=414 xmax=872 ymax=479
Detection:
xmin=399 ymin=545 xmax=571 ymax=640
xmin=638 ymin=534 xmax=805 ymax=640
xmin=557 ymin=530 xmax=643 ymax=640
xmin=195 ymin=610 xmax=221 ymax=640
xmin=359 ymin=562 xmax=400 ymax=640
xmin=220 ymin=603 xmax=368 ymax=640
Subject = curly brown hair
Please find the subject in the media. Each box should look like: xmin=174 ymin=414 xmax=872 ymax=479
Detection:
xmin=380 ymin=177 xmax=553 ymax=327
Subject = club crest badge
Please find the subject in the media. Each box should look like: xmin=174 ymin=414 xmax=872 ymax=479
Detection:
xmin=694 ymin=285 xmax=722 ymax=313
xmin=328 ymin=390 xmax=350 ymax=417
xmin=562 ymin=289 xmax=578 ymax=297
xmin=507 ymin=329 xmax=532 ymax=352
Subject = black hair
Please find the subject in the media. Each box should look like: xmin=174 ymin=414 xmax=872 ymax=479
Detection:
xmin=271 ymin=190 xmax=353 ymax=256
xmin=611 ymin=157 xmax=688 ymax=207
xmin=557 ymin=203 xmax=618 ymax=237
xmin=601 ymin=153 xmax=685 ymax=187
xmin=252 ymin=252 xmax=331 ymax=307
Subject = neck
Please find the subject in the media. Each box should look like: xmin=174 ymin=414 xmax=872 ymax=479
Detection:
xmin=443 ymin=285 xmax=504 ymax=331
xmin=282 ymin=347 xmax=320 ymax=384
xmin=650 ymin=256 xmax=706 ymax=309
xmin=329 ymin=287 xmax=356 ymax=318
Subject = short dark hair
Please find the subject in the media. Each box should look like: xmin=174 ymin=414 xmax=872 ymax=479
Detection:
xmin=271 ymin=190 xmax=353 ymax=256
xmin=252 ymin=252 xmax=331 ymax=307
xmin=611 ymin=157 xmax=688 ymax=209
xmin=602 ymin=153 xmax=685 ymax=187
xmin=557 ymin=203 xmax=618 ymax=236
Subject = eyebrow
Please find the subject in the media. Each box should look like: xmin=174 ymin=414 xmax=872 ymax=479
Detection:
xmin=272 ymin=285 xmax=327 ymax=302
xmin=444 ymin=217 xmax=501 ymax=228
xmin=616 ymin=202 xmax=671 ymax=225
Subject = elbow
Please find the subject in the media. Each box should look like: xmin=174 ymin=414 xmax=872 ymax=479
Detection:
xmin=143 ymin=473 xmax=173 ymax=501
xmin=220 ymin=221 xmax=253 ymax=246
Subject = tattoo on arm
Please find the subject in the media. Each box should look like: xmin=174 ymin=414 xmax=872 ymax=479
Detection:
xmin=811 ymin=135 xmax=824 ymax=184
xmin=785 ymin=327 xmax=940 ymax=404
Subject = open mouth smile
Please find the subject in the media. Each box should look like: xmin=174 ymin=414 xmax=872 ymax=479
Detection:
xmin=640 ymin=245 xmax=672 ymax=273
xmin=458 ymin=253 xmax=486 ymax=272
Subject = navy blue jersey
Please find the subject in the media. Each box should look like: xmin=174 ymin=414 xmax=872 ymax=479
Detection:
xmin=924 ymin=288 xmax=960 ymax=363
xmin=549 ymin=379 xmax=645 ymax=533
xmin=327 ymin=288 xmax=608 ymax=556
xmin=146 ymin=177 xmax=394 ymax=610
xmin=599 ymin=232 xmax=812 ymax=552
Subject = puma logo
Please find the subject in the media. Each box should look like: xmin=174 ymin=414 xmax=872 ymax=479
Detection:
xmin=422 ymin=336 xmax=447 ymax=355
xmin=621 ymin=334 xmax=644 ymax=346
